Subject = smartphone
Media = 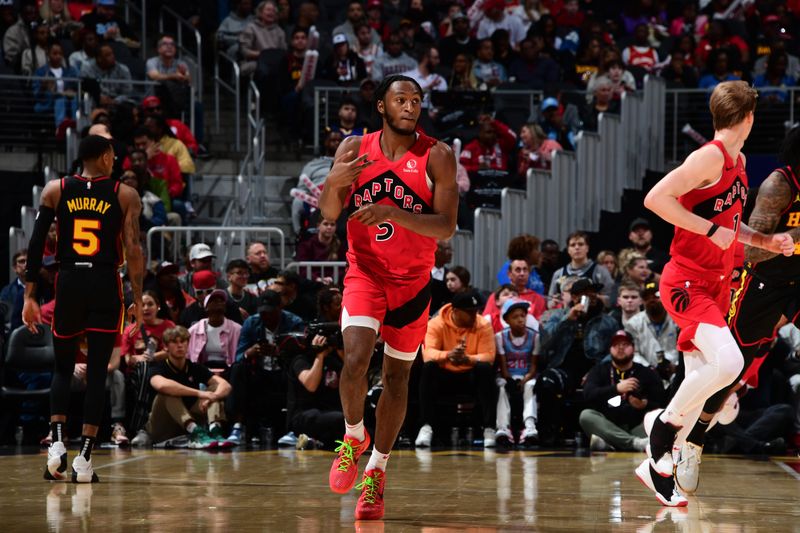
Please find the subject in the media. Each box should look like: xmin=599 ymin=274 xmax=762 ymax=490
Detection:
xmin=579 ymin=295 xmax=589 ymax=308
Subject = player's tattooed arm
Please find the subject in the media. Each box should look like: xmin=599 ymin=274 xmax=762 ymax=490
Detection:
xmin=743 ymin=171 xmax=793 ymax=263
xmin=120 ymin=184 xmax=145 ymax=323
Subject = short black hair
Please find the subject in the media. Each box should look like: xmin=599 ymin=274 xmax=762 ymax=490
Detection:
xmin=779 ymin=126 xmax=800 ymax=170
xmin=374 ymin=74 xmax=424 ymax=109
xmin=226 ymin=258 xmax=251 ymax=273
xmin=129 ymin=148 xmax=147 ymax=159
xmin=317 ymin=286 xmax=341 ymax=313
xmin=78 ymin=135 xmax=113 ymax=161
xmin=277 ymin=269 xmax=301 ymax=286
xmin=291 ymin=27 xmax=308 ymax=39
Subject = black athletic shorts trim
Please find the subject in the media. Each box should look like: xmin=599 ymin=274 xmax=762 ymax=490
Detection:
xmin=728 ymin=267 xmax=800 ymax=348
xmin=52 ymin=267 xmax=124 ymax=338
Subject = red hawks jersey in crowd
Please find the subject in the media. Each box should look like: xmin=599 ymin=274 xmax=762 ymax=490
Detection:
xmin=669 ymin=140 xmax=748 ymax=280
xmin=624 ymin=46 xmax=658 ymax=70
xmin=345 ymin=130 xmax=438 ymax=279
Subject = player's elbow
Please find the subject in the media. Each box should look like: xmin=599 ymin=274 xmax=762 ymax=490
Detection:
xmin=643 ymin=190 xmax=662 ymax=215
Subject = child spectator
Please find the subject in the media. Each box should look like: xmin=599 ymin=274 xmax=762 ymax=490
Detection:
xmin=495 ymin=299 xmax=539 ymax=446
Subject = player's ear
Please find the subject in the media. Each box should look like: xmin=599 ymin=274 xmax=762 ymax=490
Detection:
xmin=376 ymin=99 xmax=384 ymax=115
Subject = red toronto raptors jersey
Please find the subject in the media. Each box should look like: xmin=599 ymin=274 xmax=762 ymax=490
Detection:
xmin=345 ymin=130 xmax=438 ymax=278
xmin=670 ymin=140 xmax=748 ymax=279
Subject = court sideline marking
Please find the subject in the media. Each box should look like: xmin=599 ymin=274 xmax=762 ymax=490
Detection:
xmin=93 ymin=455 xmax=147 ymax=470
xmin=773 ymin=460 xmax=800 ymax=481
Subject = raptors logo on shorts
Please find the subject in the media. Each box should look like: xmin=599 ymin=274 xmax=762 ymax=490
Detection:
xmin=670 ymin=287 xmax=691 ymax=313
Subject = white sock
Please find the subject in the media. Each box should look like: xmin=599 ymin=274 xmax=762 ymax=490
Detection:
xmin=365 ymin=448 xmax=389 ymax=472
xmin=209 ymin=422 xmax=220 ymax=432
xmin=524 ymin=417 xmax=536 ymax=430
xmin=345 ymin=420 xmax=366 ymax=442
xmin=186 ymin=422 xmax=197 ymax=433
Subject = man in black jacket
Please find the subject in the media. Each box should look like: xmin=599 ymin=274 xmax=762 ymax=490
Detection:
xmin=579 ymin=330 xmax=665 ymax=451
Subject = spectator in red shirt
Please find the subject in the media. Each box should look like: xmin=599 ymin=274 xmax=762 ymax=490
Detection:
xmin=141 ymin=95 xmax=198 ymax=155
xmin=554 ymin=0 xmax=583 ymax=30
xmin=694 ymin=20 xmax=749 ymax=71
xmin=459 ymin=115 xmax=517 ymax=173
xmin=121 ymin=291 xmax=176 ymax=369
xmin=132 ymin=127 xmax=185 ymax=201
xmin=505 ymin=259 xmax=546 ymax=318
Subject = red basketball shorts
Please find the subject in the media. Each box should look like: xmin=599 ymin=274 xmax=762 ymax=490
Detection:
xmin=341 ymin=264 xmax=431 ymax=360
xmin=660 ymin=261 xmax=731 ymax=352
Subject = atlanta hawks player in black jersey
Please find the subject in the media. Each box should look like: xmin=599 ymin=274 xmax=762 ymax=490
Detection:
xmin=23 ymin=135 xmax=143 ymax=483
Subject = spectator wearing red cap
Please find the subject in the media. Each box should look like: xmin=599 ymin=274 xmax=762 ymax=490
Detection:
xmin=579 ymin=330 xmax=665 ymax=451
xmin=476 ymin=0 xmax=527 ymax=49
xmin=131 ymin=127 xmax=186 ymax=220
xmin=142 ymin=96 xmax=198 ymax=155
xmin=178 ymin=268 xmax=245 ymax=328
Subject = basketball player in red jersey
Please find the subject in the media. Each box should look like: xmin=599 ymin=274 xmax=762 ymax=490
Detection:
xmin=319 ymin=75 xmax=457 ymax=520
xmin=637 ymin=81 xmax=794 ymax=506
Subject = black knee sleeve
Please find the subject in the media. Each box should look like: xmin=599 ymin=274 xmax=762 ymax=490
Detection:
xmin=82 ymin=332 xmax=116 ymax=427
xmin=51 ymin=336 xmax=78 ymax=417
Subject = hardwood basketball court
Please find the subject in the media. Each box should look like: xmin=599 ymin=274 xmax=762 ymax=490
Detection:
xmin=1 ymin=448 xmax=798 ymax=531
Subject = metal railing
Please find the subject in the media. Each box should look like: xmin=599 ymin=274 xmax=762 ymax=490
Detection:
xmin=472 ymin=208 xmax=503 ymax=290
xmin=285 ymin=261 xmax=347 ymax=283
xmin=312 ymin=86 xmax=544 ymax=153
xmin=122 ymin=0 xmax=147 ymax=60
xmin=214 ymin=51 xmax=241 ymax=151
xmin=8 ymin=228 xmax=27 ymax=283
xmin=146 ymin=226 xmax=286 ymax=271
xmin=665 ymin=85 xmax=796 ymax=163
xmin=158 ymin=5 xmax=203 ymax=104
xmin=247 ymin=80 xmax=264 ymax=175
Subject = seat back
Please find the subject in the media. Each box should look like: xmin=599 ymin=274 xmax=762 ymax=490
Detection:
xmin=5 ymin=324 xmax=55 ymax=372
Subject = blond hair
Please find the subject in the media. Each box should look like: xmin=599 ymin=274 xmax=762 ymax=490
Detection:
xmin=709 ymin=81 xmax=758 ymax=130
xmin=163 ymin=326 xmax=190 ymax=344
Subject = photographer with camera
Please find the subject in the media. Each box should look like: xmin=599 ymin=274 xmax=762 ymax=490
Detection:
xmin=287 ymin=322 xmax=345 ymax=449
xmin=579 ymin=330 xmax=665 ymax=452
xmin=227 ymin=290 xmax=305 ymax=445
xmin=536 ymin=278 xmax=618 ymax=446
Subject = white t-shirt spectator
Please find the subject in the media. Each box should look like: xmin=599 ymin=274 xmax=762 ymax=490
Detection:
xmin=477 ymin=13 xmax=528 ymax=48
xmin=402 ymin=67 xmax=447 ymax=108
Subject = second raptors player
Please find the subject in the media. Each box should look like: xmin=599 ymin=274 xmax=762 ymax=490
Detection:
xmin=319 ymin=75 xmax=458 ymax=520
xmin=638 ymin=81 xmax=794 ymax=506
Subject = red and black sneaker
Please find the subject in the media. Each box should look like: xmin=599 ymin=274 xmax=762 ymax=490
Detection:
xmin=329 ymin=432 xmax=371 ymax=494
xmin=355 ymin=468 xmax=386 ymax=520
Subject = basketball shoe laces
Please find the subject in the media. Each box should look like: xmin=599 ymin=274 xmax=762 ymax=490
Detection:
xmin=334 ymin=439 xmax=357 ymax=472
xmin=355 ymin=471 xmax=383 ymax=503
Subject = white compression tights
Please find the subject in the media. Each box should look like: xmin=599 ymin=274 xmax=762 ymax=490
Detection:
xmin=661 ymin=323 xmax=744 ymax=432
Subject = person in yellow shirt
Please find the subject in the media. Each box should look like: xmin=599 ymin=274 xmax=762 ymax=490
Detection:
xmin=415 ymin=290 xmax=497 ymax=448
xmin=144 ymin=115 xmax=196 ymax=174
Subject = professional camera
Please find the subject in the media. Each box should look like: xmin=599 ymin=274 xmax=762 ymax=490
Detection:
xmin=307 ymin=321 xmax=344 ymax=351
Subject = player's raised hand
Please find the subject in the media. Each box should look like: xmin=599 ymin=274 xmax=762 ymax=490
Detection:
xmin=327 ymin=151 xmax=372 ymax=189
xmin=349 ymin=203 xmax=395 ymax=226
xmin=22 ymin=297 xmax=42 ymax=334
xmin=764 ymin=232 xmax=795 ymax=257
xmin=709 ymin=225 xmax=736 ymax=250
